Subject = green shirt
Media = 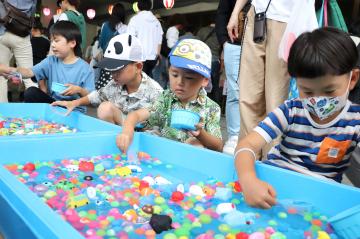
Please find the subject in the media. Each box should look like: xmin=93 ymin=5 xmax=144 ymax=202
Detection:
xmin=146 ymin=89 xmax=222 ymax=142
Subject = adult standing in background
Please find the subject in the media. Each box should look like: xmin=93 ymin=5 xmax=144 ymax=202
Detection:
xmin=0 ymin=0 xmax=38 ymax=102
xmin=166 ymin=14 xmax=186 ymax=49
xmin=215 ymin=0 xmax=250 ymax=155
xmin=96 ymin=2 xmax=127 ymax=89
xmin=227 ymin=0 xmax=295 ymax=146
xmin=127 ymin=0 xmax=163 ymax=77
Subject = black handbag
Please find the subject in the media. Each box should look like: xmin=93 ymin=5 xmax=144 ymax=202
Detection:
xmin=0 ymin=0 xmax=33 ymax=37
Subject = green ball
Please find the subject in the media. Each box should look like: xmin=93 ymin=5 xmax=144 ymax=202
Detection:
xmin=106 ymin=229 xmax=116 ymax=236
xmin=218 ymin=224 xmax=231 ymax=233
xmin=163 ymin=233 xmax=177 ymax=239
xmin=95 ymin=164 xmax=105 ymax=172
xmin=96 ymin=229 xmax=106 ymax=236
xmin=44 ymin=190 xmax=57 ymax=199
xmin=192 ymin=221 xmax=202 ymax=228
xmin=87 ymin=213 xmax=97 ymax=221
xmin=153 ymin=205 xmax=162 ymax=214
xmin=231 ymin=198 xmax=241 ymax=205
xmin=110 ymin=201 xmax=120 ymax=207
xmin=304 ymin=213 xmax=313 ymax=222
xmin=119 ymin=201 xmax=129 ymax=207
xmin=278 ymin=212 xmax=287 ymax=219
xmin=270 ymin=232 xmax=287 ymax=239
xmin=199 ymin=214 xmax=212 ymax=224
xmin=155 ymin=196 xmax=166 ymax=205
xmin=311 ymin=225 xmax=321 ymax=232
xmin=182 ymin=222 xmax=192 ymax=230
xmin=175 ymin=227 xmax=190 ymax=237
xmin=78 ymin=211 xmax=87 ymax=217
xmin=268 ymin=220 xmax=278 ymax=226
xmin=194 ymin=206 xmax=204 ymax=213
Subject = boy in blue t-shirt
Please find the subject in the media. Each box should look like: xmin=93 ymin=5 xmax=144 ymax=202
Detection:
xmin=0 ymin=21 xmax=94 ymax=113
xmin=235 ymin=28 xmax=360 ymax=209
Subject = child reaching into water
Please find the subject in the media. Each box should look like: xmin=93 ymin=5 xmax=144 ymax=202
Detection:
xmin=235 ymin=28 xmax=360 ymax=209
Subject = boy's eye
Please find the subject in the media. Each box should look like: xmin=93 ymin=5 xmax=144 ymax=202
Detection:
xmin=324 ymin=90 xmax=335 ymax=94
xmin=171 ymin=73 xmax=178 ymax=77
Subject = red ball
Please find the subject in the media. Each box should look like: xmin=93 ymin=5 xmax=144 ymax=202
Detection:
xmin=236 ymin=232 xmax=249 ymax=239
xmin=23 ymin=163 xmax=36 ymax=172
xmin=234 ymin=181 xmax=242 ymax=192
xmin=171 ymin=191 xmax=184 ymax=202
xmin=79 ymin=161 xmax=94 ymax=172
xmin=139 ymin=180 xmax=149 ymax=191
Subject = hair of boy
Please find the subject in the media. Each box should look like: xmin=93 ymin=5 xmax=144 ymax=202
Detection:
xmin=137 ymin=0 xmax=152 ymax=11
xmin=67 ymin=0 xmax=80 ymax=9
xmin=50 ymin=21 xmax=82 ymax=57
xmin=288 ymin=27 xmax=359 ymax=79
xmin=109 ymin=3 xmax=126 ymax=31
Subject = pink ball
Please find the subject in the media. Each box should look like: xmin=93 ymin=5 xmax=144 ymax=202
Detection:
xmin=249 ymin=232 xmax=265 ymax=239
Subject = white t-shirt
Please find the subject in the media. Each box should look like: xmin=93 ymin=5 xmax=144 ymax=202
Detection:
xmin=252 ymin=0 xmax=296 ymax=23
xmin=127 ymin=11 xmax=163 ymax=61
xmin=166 ymin=26 xmax=179 ymax=48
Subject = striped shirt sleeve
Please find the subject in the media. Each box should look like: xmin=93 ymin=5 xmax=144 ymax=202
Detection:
xmin=254 ymin=102 xmax=291 ymax=143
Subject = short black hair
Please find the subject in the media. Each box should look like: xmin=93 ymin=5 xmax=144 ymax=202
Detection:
xmin=67 ymin=0 xmax=80 ymax=9
xmin=138 ymin=0 xmax=152 ymax=11
xmin=288 ymin=27 xmax=358 ymax=78
xmin=50 ymin=21 xmax=82 ymax=57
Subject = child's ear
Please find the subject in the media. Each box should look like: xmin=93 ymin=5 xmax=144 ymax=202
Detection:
xmin=135 ymin=62 xmax=143 ymax=72
xmin=68 ymin=39 xmax=77 ymax=49
xmin=349 ymin=69 xmax=360 ymax=91
xmin=201 ymin=77 xmax=209 ymax=88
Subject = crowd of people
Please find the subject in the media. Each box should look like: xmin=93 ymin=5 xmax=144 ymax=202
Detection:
xmin=0 ymin=0 xmax=359 ymax=208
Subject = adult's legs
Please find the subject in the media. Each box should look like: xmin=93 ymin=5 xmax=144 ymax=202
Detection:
xmin=223 ymin=42 xmax=241 ymax=154
xmin=238 ymin=6 xmax=266 ymax=138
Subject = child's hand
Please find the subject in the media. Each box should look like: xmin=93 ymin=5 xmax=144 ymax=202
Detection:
xmin=51 ymin=101 xmax=76 ymax=116
xmin=0 ymin=66 xmax=16 ymax=77
xmin=116 ymin=132 xmax=133 ymax=154
xmin=62 ymin=84 xmax=82 ymax=96
xmin=241 ymin=176 xmax=277 ymax=209
xmin=187 ymin=122 xmax=204 ymax=137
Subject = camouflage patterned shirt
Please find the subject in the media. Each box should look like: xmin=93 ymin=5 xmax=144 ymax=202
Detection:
xmin=88 ymin=72 xmax=163 ymax=115
xmin=146 ymin=88 xmax=222 ymax=142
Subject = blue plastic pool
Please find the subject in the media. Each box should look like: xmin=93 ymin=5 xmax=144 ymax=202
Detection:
xmin=0 ymin=133 xmax=359 ymax=239
xmin=0 ymin=103 xmax=121 ymax=139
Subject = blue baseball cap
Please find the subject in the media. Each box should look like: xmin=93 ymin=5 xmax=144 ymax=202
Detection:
xmin=169 ymin=39 xmax=212 ymax=78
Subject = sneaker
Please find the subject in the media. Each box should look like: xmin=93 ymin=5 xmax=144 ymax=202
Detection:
xmin=223 ymin=135 xmax=239 ymax=155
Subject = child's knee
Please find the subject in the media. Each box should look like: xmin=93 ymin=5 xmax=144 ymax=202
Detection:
xmin=97 ymin=102 xmax=116 ymax=119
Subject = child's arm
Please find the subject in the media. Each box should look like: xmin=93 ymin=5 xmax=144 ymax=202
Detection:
xmin=51 ymin=96 xmax=91 ymax=116
xmin=190 ymin=124 xmax=223 ymax=151
xmin=116 ymin=109 xmax=151 ymax=153
xmin=38 ymin=80 xmax=47 ymax=93
xmin=16 ymin=67 xmax=35 ymax=78
xmin=235 ymin=131 xmax=277 ymax=209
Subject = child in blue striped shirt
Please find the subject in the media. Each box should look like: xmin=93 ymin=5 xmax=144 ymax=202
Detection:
xmin=235 ymin=27 xmax=360 ymax=209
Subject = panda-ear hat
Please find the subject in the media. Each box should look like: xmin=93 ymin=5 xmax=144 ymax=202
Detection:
xmin=95 ymin=33 xmax=144 ymax=72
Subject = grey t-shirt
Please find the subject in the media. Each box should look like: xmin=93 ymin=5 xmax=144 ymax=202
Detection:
xmin=0 ymin=0 xmax=37 ymax=35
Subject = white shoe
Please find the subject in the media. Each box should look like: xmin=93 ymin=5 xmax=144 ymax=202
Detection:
xmin=223 ymin=136 xmax=239 ymax=155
